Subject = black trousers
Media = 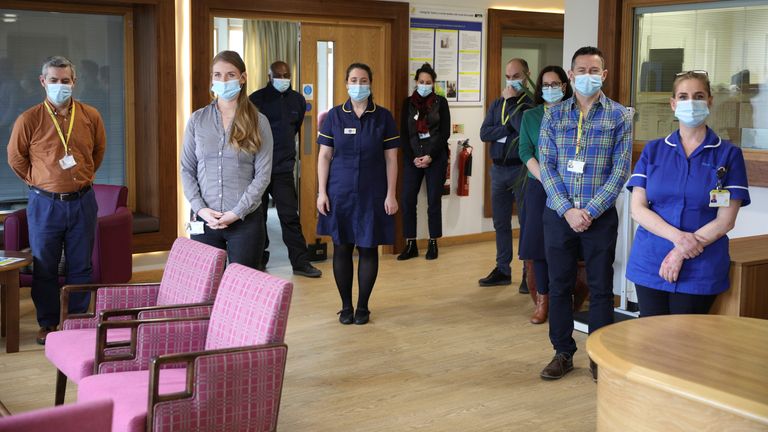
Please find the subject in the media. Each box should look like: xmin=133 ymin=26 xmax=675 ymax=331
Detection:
xmin=635 ymin=284 xmax=717 ymax=316
xmin=543 ymin=207 xmax=618 ymax=355
xmin=261 ymin=171 xmax=311 ymax=268
xmin=192 ymin=209 xmax=264 ymax=270
xmin=401 ymin=155 xmax=447 ymax=239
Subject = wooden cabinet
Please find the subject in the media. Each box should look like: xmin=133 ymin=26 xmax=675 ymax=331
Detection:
xmin=711 ymin=235 xmax=768 ymax=319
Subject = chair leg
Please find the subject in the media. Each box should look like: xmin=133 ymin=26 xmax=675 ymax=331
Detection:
xmin=55 ymin=370 xmax=67 ymax=405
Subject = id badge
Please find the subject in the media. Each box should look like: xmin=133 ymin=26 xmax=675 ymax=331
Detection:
xmin=567 ymin=160 xmax=585 ymax=174
xmin=186 ymin=221 xmax=205 ymax=235
xmin=344 ymin=128 xmax=357 ymax=135
xmin=59 ymin=154 xmax=77 ymax=170
xmin=419 ymin=132 xmax=431 ymax=140
xmin=709 ymin=189 xmax=730 ymax=207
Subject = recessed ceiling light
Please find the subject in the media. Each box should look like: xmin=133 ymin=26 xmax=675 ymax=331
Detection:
xmin=2 ymin=18 xmax=17 ymax=23
xmin=3 ymin=13 xmax=17 ymax=18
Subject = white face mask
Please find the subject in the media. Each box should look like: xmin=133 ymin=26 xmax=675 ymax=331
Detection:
xmin=46 ymin=83 xmax=73 ymax=105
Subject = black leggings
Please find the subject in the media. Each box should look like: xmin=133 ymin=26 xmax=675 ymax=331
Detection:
xmin=635 ymin=284 xmax=717 ymax=316
xmin=332 ymin=243 xmax=379 ymax=311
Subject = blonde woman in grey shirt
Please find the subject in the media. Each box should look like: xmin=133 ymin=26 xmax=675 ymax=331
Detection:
xmin=181 ymin=50 xmax=273 ymax=269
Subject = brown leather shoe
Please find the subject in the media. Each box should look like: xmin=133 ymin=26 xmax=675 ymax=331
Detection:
xmin=530 ymin=294 xmax=549 ymax=324
xmin=36 ymin=326 xmax=56 ymax=345
xmin=540 ymin=352 xmax=574 ymax=380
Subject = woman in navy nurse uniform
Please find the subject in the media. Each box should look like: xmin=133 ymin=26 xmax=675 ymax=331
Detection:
xmin=626 ymin=71 xmax=750 ymax=316
xmin=317 ymin=63 xmax=400 ymax=325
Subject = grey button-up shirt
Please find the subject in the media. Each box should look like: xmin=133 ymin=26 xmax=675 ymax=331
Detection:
xmin=181 ymin=101 xmax=273 ymax=220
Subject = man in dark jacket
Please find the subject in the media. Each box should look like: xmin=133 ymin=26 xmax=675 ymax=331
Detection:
xmin=478 ymin=58 xmax=532 ymax=287
xmin=249 ymin=61 xmax=321 ymax=277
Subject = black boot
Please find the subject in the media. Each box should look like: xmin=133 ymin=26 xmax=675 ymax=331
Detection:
xmin=425 ymin=239 xmax=438 ymax=260
xmin=397 ymin=239 xmax=418 ymax=260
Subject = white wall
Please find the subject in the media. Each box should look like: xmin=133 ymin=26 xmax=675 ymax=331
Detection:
xmin=562 ymin=0 xmax=598 ymax=69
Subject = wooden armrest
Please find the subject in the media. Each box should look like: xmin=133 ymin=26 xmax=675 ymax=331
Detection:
xmin=99 ymin=301 xmax=214 ymax=322
xmin=148 ymin=343 xmax=288 ymax=404
xmin=60 ymin=283 xmax=161 ymax=323
xmin=94 ymin=317 xmax=211 ymax=371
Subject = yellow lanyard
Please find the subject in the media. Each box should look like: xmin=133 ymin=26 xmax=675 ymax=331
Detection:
xmin=576 ymin=110 xmax=584 ymax=155
xmin=44 ymin=100 xmax=76 ymax=155
xmin=501 ymin=99 xmax=509 ymax=125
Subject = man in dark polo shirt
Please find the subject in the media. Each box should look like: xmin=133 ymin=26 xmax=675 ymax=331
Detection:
xmin=249 ymin=61 xmax=321 ymax=278
xmin=7 ymin=56 xmax=106 ymax=344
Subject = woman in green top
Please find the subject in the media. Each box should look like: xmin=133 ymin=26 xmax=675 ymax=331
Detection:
xmin=518 ymin=65 xmax=572 ymax=324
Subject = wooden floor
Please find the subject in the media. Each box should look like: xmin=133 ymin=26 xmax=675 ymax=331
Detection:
xmin=0 ymin=240 xmax=595 ymax=431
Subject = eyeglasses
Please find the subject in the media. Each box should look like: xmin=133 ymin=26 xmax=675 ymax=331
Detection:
xmin=541 ymin=82 xmax=563 ymax=89
xmin=676 ymin=70 xmax=709 ymax=77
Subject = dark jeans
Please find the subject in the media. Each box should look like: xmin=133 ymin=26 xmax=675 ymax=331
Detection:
xmin=27 ymin=188 xmax=97 ymax=327
xmin=491 ymin=163 xmax=523 ymax=276
xmin=261 ymin=171 xmax=311 ymax=268
xmin=543 ymin=207 xmax=618 ymax=355
xmin=635 ymin=284 xmax=717 ymax=316
xmin=401 ymin=155 xmax=447 ymax=239
xmin=192 ymin=209 xmax=265 ymax=270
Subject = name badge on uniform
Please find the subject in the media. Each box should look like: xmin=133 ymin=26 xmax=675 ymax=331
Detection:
xmin=567 ymin=160 xmax=585 ymax=174
xmin=419 ymin=132 xmax=431 ymax=140
xmin=186 ymin=221 xmax=205 ymax=235
xmin=344 ymin=128 xmax=357 ymax=135
xmin=59 ymin=154 xmax=77 ymax=170
xmin=709 ymin=189 xmax=730 ymax=207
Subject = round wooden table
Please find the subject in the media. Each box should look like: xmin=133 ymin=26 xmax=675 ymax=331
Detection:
xmin=587 ymin=315 xmax=768 ymax=431
xmin=0 ymin=251 xmax=33 ymax=353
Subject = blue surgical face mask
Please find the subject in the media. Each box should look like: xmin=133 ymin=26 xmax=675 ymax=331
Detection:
xmin=347 ymin=84 xmax=371 ymax=102
xmin=417 ymin=84 xmax=433 ymax=98
xmin=573 ymin=74 xmax=603 ymax=97
xmin=542 ymin=86 xmax=564 ymax=104
xmin=211 ymin=80 xmax=242 ymax=101
xmin=675 ymin=99 xmax=709 ymax=128
xmin=272 ymin=78 xmax=290 ymax=93
xmin=46 ymin=83 xmax=72 ymax=106
xmin=507 ymin=79 xmax=524 ymax=91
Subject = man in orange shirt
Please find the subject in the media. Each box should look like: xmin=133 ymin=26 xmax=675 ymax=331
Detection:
xmin=7 ymin=56 xmax=106 ymax=344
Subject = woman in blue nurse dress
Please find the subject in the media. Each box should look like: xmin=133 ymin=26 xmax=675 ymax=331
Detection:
xmin=626 ymin=71 xmax=750 ymax=316
xmin=316 ymin=62 xmax=400 ymax=326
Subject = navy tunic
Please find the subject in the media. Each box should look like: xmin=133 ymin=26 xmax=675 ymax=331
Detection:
xmin=317 ymin=99 xmax=400 ymax=247
xmin=626 ymin=128 xmax=751 ymax=295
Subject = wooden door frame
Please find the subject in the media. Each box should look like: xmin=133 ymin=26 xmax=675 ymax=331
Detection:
xmin=598 ymin=0 xmax=768 ymax=186
xmin=483 ymin=9 xmax=564 ymax=218
xmin=191 ymin=0 xmax=409 ymax=253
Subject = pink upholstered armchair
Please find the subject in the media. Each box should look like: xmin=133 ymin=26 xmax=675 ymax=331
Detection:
xmin=45 ymin=237 xmax=227 ymax=405
xmin=2 ymin=184 xmax=133 ymax=288
xmin=0 ymin=399 xmax=113 ymax=432
xmin=77 ymin=264 xmax=293 ymax=432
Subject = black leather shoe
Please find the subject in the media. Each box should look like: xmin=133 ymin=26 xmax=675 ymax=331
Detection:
xmin=353 ymin=308 xmax=370 ymax=325
xmin=338 ymin=308 xmax=354 ymax=325
xmin=478 ymin=267 xmax=511 ymax=287
xmin=397 ymin=239 xmax=418 ymax=260
xmin=425 ymin=239 xmax=438 ymax=260
xmin=540 ymin=352 xmax=574 ymax=380
xmin=293 ymin=263 xmax=322 ymax=278
xmin=36 ymin=326 xmax=56 ymax=345
xmin=589 ymin=359 xmax=598 ymax=382
xmin=518 ymin=267 xmax=529 ymax=294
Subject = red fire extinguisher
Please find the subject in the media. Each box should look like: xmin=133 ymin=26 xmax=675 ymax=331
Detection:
xmin=457 ymin=139 xmax=472 ymax=196
xmin=443 ymin=147 xmax=451 ymax=195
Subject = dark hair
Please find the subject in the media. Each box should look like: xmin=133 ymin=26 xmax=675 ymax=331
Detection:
xmin=571 ymin=46 xmax=605 ymax=70
xmin=414 ymin=63 xmax=437 ymax=81
xmin=672 ymin=71 xmax=712 ymax=98
xmin=507 ymin=58 xmax=530 ymax=75
xmin=534 ymin=65 xmax=573 ymax=105
xmin=345 ymin=62 xmax=373 ymax=82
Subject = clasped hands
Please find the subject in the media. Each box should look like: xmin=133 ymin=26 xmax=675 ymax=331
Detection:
xmin=659 ymin=232 xmax=705 ymax=283
xmin=413 ymin=155 xmax=432 ymax=168
xmin=564 ymin=208 xmax=592 ymax=233
xmin=197 ymin=208 xmax=239 ymax=230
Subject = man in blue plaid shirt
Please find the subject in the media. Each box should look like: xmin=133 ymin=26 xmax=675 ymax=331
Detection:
xmin=538 ymin=47 xmax=632 ymax=382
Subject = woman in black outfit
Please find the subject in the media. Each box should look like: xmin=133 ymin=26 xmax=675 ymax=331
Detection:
xmin=398 ymin=63 xmax=451 ymax=260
